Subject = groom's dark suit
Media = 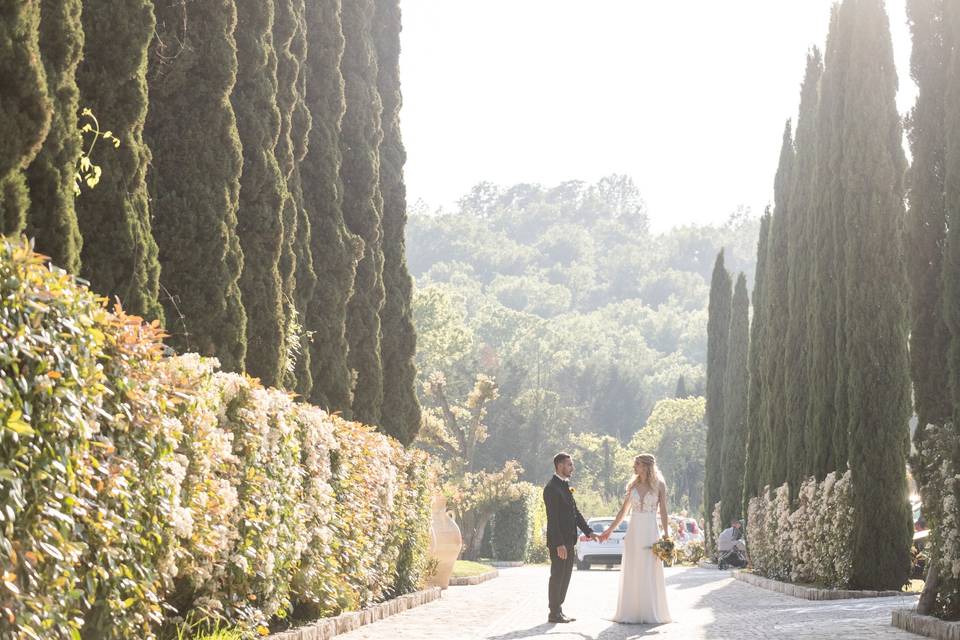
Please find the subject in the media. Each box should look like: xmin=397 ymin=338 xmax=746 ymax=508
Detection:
xmin=543 ymin=474 xmax=593 ymax=618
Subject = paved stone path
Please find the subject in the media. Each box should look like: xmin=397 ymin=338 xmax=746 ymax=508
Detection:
xmin=339 ymin=565 xmax=922 ymax=639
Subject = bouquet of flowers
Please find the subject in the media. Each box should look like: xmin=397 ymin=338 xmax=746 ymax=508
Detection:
xmin=651 ymin=536 xmax=677 ymax=565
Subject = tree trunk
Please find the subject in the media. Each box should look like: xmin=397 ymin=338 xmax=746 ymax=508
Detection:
xmin=918 ymin=558 xmax=940 ymax=615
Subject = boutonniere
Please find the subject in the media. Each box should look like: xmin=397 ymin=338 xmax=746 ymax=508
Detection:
xmin=569 ymin=487 xmax=575 ymax=494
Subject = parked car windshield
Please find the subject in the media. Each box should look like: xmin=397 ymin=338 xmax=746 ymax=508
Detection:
xmin=588 ymin=520 xmax=628 ymax=533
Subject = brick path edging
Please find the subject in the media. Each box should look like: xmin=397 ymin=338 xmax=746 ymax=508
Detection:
xmin=735 ymin=570 xmax=902 ymax=600
xmin=891 ymin=608 xmax=960 ymax=640
xmin=266 ymin=587 xmax=442 ymax=640
xmin=448 ymin=569 xmax=499 ymax=586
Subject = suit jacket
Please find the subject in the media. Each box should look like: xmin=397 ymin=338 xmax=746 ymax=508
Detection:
xmin=543 ymin=475 xmax=593 ymax=548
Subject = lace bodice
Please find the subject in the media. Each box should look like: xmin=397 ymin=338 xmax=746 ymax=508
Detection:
xmin=630 ymin=486 xmax=660 ymax=513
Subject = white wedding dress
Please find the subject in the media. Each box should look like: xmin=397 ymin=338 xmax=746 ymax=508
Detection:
xmin=612 ymin=487 xmax=672 ymax=624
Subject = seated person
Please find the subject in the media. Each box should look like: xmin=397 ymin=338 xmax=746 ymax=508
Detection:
xmin=717 ymin=518 xmax=747 ymax=567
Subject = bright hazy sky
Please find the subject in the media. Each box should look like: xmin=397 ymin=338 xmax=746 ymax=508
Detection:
xmin=398 ymin=0 xmax=915 ymax=231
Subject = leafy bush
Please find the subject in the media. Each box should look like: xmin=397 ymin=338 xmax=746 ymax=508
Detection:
xmin=0 ymin=238 xmax=434 ymax=638
xmin=526 ymin=486 xmax=549 ymax=564
xmin=492 ymin=487 xmax=531 ymax=561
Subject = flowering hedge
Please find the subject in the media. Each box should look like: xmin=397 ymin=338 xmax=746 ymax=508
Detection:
xmin=746 ymin=471 xmax=854 ymax=588
xmin=0 ymin=238 xmax=433 ymax=639
xmin=913 ymin=422 xmax=960 ymax=619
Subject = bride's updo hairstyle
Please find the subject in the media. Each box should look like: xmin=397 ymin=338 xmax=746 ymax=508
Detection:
xmin=628 ymin=453 xmax=664 ymax=494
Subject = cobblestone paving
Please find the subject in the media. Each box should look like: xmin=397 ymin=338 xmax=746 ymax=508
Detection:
xmin=338 ymin=565 xmax=922 ymax=639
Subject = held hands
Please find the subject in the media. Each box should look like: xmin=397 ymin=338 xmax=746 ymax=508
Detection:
xmin=598 ymin=530 xmax=611 ymax=543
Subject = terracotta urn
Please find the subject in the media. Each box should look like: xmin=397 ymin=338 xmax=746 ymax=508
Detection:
xmin=427 ymin=494 xmax=462 ymax=589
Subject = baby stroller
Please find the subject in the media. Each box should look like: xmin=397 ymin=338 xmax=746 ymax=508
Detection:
xmin=716 ymin=524 xmax=748 ymax=570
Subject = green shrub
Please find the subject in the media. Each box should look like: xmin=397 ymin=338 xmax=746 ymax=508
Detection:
xmin=492 ymin=489 xmax=530 ymax=562
xmin=526 ymin=485 xmax=549 ymax=564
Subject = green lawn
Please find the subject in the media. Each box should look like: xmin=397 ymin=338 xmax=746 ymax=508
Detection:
xmin=452 ymin=560 xmax=495 ymax=577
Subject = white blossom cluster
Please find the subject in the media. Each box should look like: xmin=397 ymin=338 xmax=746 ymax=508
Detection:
xmin=746 ymin=471 xmax=854 ymax=588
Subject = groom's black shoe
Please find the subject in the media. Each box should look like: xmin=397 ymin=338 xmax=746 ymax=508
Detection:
xmin=548 ymin=613 xmax=574 ymax=623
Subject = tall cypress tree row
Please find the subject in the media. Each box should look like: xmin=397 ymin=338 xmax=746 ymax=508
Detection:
xmin=720 ymin=273 xmax=750 ymax=525
xmin=0 ymin=1 xmax=50 ymax=234
xmin=24 ymin=0 xmax=84 ymax=274
xmin=302 ymin=0 xmax=360 ymax=412
xmin=906 ymin=0 xmax=952 ymax=434
xmin=232 ymin=0 xmax=286 ymax=387
xmin=146 ymin=0 xmax=247 ymax=371
xmin=75 ymin=0 xmax=163 ymax=322
xmin=760 ymin=121 xmax=794 ymax=490
xmin=838 ymin=0 xmax=912 ymax=590
xmin=743 ymin=211 xmax=771 ymax=511
xmin=704 ymin=250 xmax=731 ymax=543
xmin=807 ymin=4 xmax=850 ymax=479
xmin=375 ymin=0 xmax=421 ymax=444
xmin=340 ymin=0 xmax=386 ymax=425
xmin=785 ymin=49 xmax=822 ymax=495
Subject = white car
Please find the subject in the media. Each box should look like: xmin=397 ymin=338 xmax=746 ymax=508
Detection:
xmin=575 ymin=517 xmax=629 ymax=570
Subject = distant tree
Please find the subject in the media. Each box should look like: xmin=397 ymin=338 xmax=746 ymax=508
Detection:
xmin=418 ymin=372 xmax=522 ymax=560
xmin=761 ymin=121 xmax=794 ymax=491
xmin=720 ymin=274 xmax=749 ymax=524
xmin=743 ymin=211 xmax=771 ymax=510
xmin=674 ymin=375 xmax=688 ymax=399
xmin=704 ymin=250 xmax=732 ymax=543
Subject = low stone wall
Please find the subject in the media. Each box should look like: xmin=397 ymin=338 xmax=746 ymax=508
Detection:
xmin=448 ymin=569 xmax=499 ymax=586
xmin=267 ymin=587 xmax=442 ymax=640
xmin=891 ymin=609 xmax=960 ymax=640
xmin=735 ymin=571 xmax=902 ymax=600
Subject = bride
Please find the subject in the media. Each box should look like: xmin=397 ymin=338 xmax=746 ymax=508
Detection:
xmin=599 ymin=453 xmax=672 ymax=624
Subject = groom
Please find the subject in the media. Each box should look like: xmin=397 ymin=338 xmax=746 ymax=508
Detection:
xmin=543 ymin=452 xmax=598 ymax=624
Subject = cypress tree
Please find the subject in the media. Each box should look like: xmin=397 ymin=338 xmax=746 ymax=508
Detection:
xmin=24 ymin=0 xmax=84 ymax=274
xmin=807 ymin=4 xmax=850 ymax=479
xmin=302 ymin=0 xmax=360 ymax=412
xmin=785 ymin=49 xmax=823 ymax=495
xmin=675 ymin=375 xmax=688 ymax=399
xmin=341 ymin=0 xmax=386 ymax=425
xmin=75 ymin=0 xmax=163 ymax=322
xmin=838 ymin=0 xmax=912 ymax=590
xmin=0 ymin=1 xmax=50 ymax=234
xmin=743 ymin=211 xmax=771 ymax=512
xmin=720 ymin=273 xmax=749 ymax=525
xmin=761 ymin=121 xmax=794 ymax=490
xmin=275 ymin=0 xmax=315 ymax=396
xmin=146 ymin=0 xmax=247 ymax=371
xmin=907 ymin=0 xmax=952 ymax=613
xmin=906 ymin=0 xmax=951 ymax=433
xmin=232 ymin=0 xmax=286 ymax=387
xmin=704 ymin=250 xmax=731 ymax=544
xmin=375 ymin=0 xmax=421 ymax=444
